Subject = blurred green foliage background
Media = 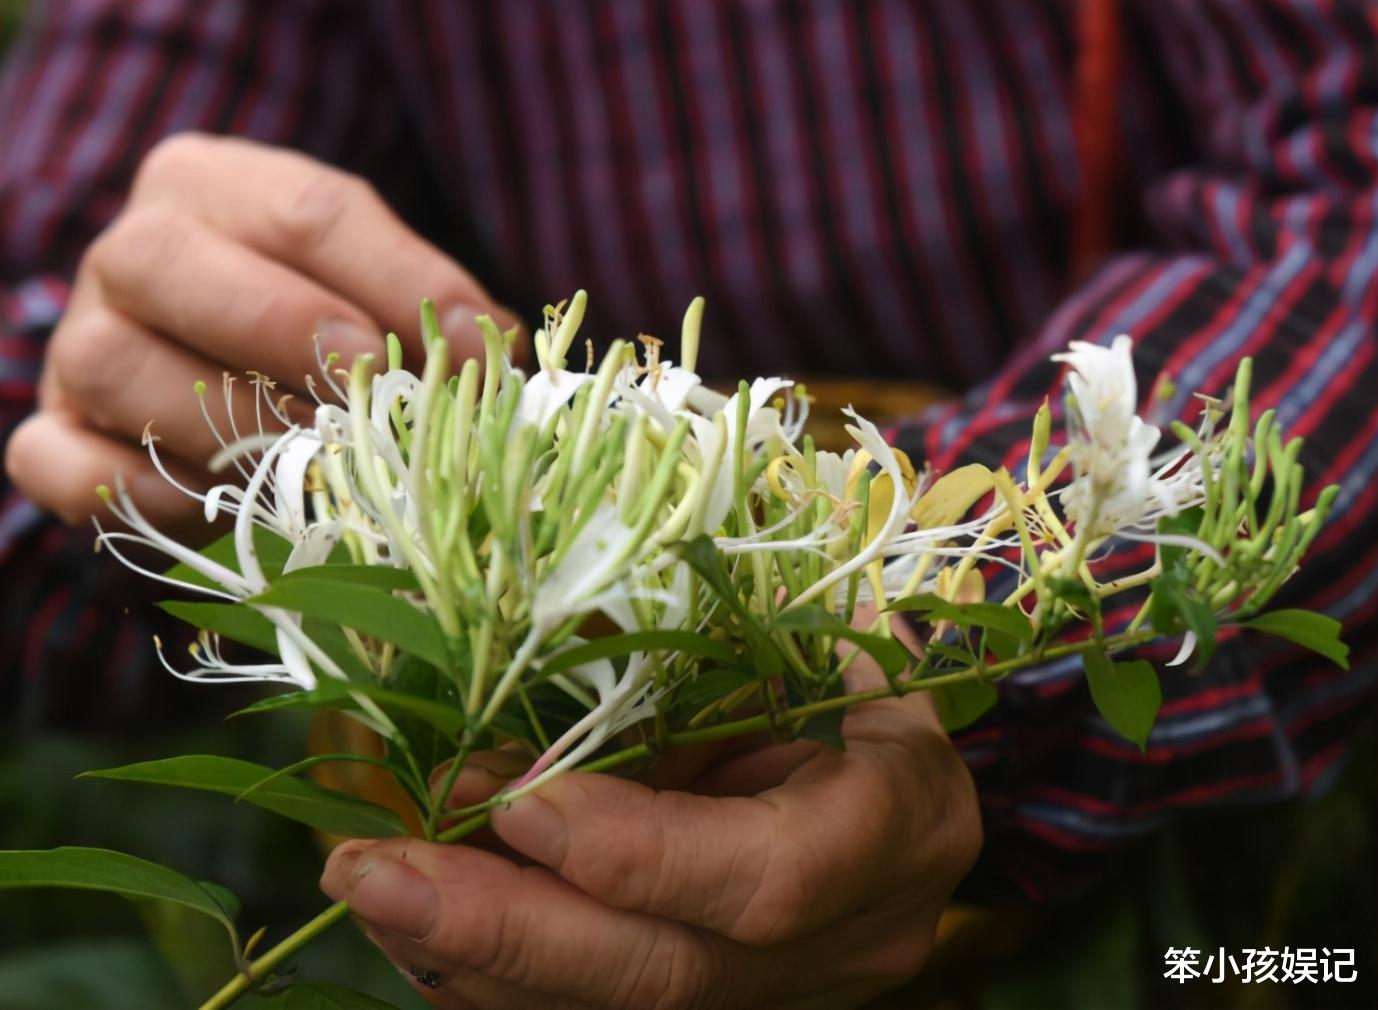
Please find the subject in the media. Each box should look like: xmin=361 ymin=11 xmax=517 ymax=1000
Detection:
xmin=0 ymin=3 xmax=1373 ymax=1007
xmin=0 ymin=0 xmax=22 ymax=48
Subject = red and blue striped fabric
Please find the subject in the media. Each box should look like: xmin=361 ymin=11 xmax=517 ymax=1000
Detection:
xmin=1 ymin=1 xmax=1374 ymax=900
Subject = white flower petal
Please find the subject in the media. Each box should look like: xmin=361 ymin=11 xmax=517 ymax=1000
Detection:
xmin=519 ymin=369 xmax=594 ymax=431
xmin=1166 ymin=630 xmax=1198 ymax=667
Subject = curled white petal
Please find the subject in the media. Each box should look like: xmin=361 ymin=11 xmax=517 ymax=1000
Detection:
xmin=1167 ymin=630 xmax=1198 ymax=667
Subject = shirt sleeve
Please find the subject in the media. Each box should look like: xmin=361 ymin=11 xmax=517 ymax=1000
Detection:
xmin=0 ymin=1 xmax=405 ymax=726
xmin=891 ymin=0 xmax=1378 ymax=902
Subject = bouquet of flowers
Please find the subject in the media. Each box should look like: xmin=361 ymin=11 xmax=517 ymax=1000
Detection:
xmin=0 ymin=293 xmax=1347 ymax=1009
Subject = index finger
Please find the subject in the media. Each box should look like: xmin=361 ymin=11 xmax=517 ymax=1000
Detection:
xmin=132 ymin=133 xmax=511 ymax=359
xmin=489 ymin=744 xmax=928 ymax=948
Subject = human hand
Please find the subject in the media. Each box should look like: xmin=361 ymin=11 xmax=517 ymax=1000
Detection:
xmin=321 ymin=633 xmax=982 ymax=1010
xmin=5 ymin=133 xmax=516 ymax=526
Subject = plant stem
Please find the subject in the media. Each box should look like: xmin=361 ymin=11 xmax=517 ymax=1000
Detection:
xmin=201 ymin=626 xmax=1157 ymax=1008
xmin=198 ymin=815 xmax=491 ymax=1009
xmin=198 ymin=900 xmax=350 ymax=1010
xmin=442 ymin=625 xmax=1160 ymax=820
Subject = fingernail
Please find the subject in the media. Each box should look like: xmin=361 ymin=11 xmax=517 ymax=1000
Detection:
xmin=331 ymin=838 xmax=374 ymax=862
xmin=345 ymin=857 xmax=438 ymax=941
xmin=130 ymin=470 xmax=182 ymax=504
xmin=440 ymin=304 xmax=482 ymax=347
xmin=492 ymin=795 xmax=567 ymax=867
xmin=315 ymin=318 xmax=383 ymax=362
xmin=441 ymin=304 xmax=525 ymax=352
xmin=492 ymin=304 xmax=524 ymax=335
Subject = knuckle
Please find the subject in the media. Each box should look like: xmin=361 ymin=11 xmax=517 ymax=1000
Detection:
xmin=416 ymin=271 xmax=483 ymax=323
xmin=451 ymin=872 xmax=532 ymax=983
xmin=593 ymin=841 xmax=661 ymax=912
xmin=565 ymin=790 xmax=667 ymax=910
xmin=89 ymin=204 xmax=191 ymax=286
xmin=269 ymin=164 xmax=373 ymax=248
xmin=49 ymin=310 xmax=141 ymax=404
xmin=4 ymin=417 xmax=93 ymax=526
xmin=857 ymin=925 xmax=934 ymax=990
xmin=727 ymin=861 xmax=810 ymax=946
xmin=620 ymin=930 xmax=724 ymax=1010
xmin=132 ymin=131 xmax=217 ymax=196
xmin=943 ymin=762 xmax=983 ymax=882
xmin=911 ymin=742 xmax=982 ymax=888
xmin=3 ymin=418 xmax=41 ymax=495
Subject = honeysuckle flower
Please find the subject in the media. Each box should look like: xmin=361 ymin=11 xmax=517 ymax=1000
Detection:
xmin=640 ymin=362 xmax=702 ymax=413
xmin=506 ymin=650 xmax=661 ymax=798
xmin=788 ymin=409 xmax=924 ymax=608
xmin=96 ymin=424 xmax=350 ymax=689
xmin=57 ymin=284 xmax=1337 ymax=1010
xmin=1053 ymin=335 xmax=1200 ymax=540
xmin=812 ymin=449 xmax=857 ymax=503
xmin=688 ymin=376 xmax=795 ymax=534
xmin=518 ymin=367 xmax=595 ymax=432
xmin=530 ymin=503 xmax=645 ymax=635
xmin=512 ymin=560 xmax=693 ymax=797
xmin=95 ymin=290 xmax=1299 ymax=816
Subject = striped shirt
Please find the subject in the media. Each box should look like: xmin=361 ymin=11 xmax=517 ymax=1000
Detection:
xmin=1 ymin=1 xmax=1374 ymax=900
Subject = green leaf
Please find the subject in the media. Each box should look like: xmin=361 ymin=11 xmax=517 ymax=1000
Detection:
xmin=274 ymin=565 xmax=421 ymax=592
xmin=1156 ymin=508 xmax=1206 ymax=570
xmin=679 ymin=535 xmax=785 ymax=676
xmin=679 ymin=536 xmax=750 ymax=619
xmin=140 ymin=888 xmax=240 ymax=1001
xmin=301 ymin=616 xmax=376 ymax=682
xmin=156 ymin=601 xmax=278 ymax=654
xmin=773 ymin=605 xmax=913 ymax=676
xmin=1082 ymin=651 xmax=1161 ymax=751
xmin=1047 ymin=576 xmax=1100 ymax=619
xmin=233 ymin=753 xmax=398 ymax=804
xmin=196 ymin=879 xmax=242 ymax=921
xmin=0 ymin=848 xmax=237 ymax=948
xmin=932 ymin=679 xmax=998 ymax=732
xmin=539 ymin=631 xmax=738 ymax=679
xmin=1148 ymin=569 xmax=1218 ymax=665
xmin=924 ymin=641 xmax=981 ymax=667
xmin=382 ymin=654 xmax=463 ymax=785
xmin=887 ymin=595 xmax=1034 ymax=641
xmin=784 ymin=674 xmax=847 ymax=749
xmin=672 ymin=667 xmax=760 ymax=715
xmin=230 ymin=687 xmax=362 ymax=719
xmin=163 ymin=527 xmax=293 ymax=591
xmin=258 ymin=981 xmax=399 ymax=1009
xmin=231 ymin=681 xmax=468 ymax=740
xmin=1242 ymin=610 xmax=1349 ymax=669
xmin=884 ymin=592 xmax=948 ymax=613
xmin=796 ymin=706 xmax=846 ymax=749
xmin=249 ymin=579 xmax=449 ymax=669
xmin=82 ymin=756 xmax=408 ymax=838
xmin=985 ymin=629 xmax=1021 ymax=663
xmin=156 ymin=602 xmax=377 ymax=682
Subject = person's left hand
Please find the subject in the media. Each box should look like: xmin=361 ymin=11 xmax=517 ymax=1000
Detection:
xmin=320 ymin=637 xmax=982 ymax=1010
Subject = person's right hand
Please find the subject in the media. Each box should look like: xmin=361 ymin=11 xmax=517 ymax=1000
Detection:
xmin=5 ymin=132 xmax=516 ymax=527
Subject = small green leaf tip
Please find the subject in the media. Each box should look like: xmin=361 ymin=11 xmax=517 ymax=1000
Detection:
xmin=420 ymin=298 xmax=442 ymax=345
xmin=680 ymin=295 xmax=705 ymax=373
